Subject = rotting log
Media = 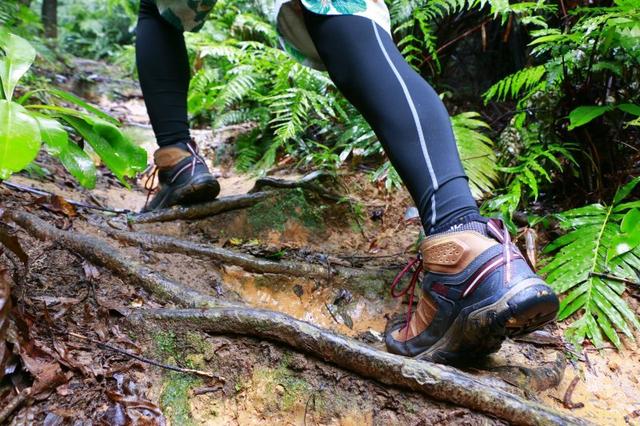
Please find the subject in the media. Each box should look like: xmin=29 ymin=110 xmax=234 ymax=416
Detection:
xmin=5 ymin=210 xmax=235 ymax=309
xmin=102 ymin=227 xmax=391 ymax=286
xmin=133 ymin=308 xmax=589 ymax=426
xmin=128 ymin=191 xmax=274 ymax=224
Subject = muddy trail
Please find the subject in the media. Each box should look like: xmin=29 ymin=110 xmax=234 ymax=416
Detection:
xmin=1 ymin=60 xmax=639 ymax=426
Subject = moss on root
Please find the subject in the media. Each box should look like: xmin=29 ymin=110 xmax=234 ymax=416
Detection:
xmin=247 ymin=189 xmax=324 ymax=233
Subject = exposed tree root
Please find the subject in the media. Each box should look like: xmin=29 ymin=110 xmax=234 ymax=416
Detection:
xmin=133 ymin=308 xmax=589 ymax=426
xmin=128 ymin=191 xmax=274 ymax=224
xmin=102 ymin=227 xmax=391 ymax=286
xmin=249 ymin=171 xmax=342 ymax=201
xmin=5 ymin=211 xmax=235 ymax=309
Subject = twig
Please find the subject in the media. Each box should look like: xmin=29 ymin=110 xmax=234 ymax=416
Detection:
xmin=193 ymin=385 xmax=225 ymax=396
xmin=0 ymin=388 xmax=30 ymax=424
xmin=131 ymin=308 xmax=590 ymax=426
xmin=2 ymin=181 xmax=129 ymax=214
xmin=589 ymin=272 xmax=639 ymax=286
xmin=562 ymin=376 xmax=584 ymax=410
xmin=128 ymin=191 xmax=274 ymax=223
xmin=324 ymin=302 xmax=340 ymax=325
xmin=68 ymin=332 xmax=223 ymax=380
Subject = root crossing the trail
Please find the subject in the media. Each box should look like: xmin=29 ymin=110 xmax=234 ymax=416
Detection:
xmin=5 ymin=210 xmax=589 ymax=426
xmin=5 ymin=210 xmax=236 ymax=309
xmin=133 ymin=308 xmax=589 ymax=426
xmin=103 ymin=227 xmax=388 ymax=284
xmin=129 ymin=191 xmax=274 ymax=223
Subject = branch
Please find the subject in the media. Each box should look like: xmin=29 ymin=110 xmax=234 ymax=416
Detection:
xmin=128 ymin=191 xmax=274 ymax=224
xmin=5 ymin=210 xmax=235 ymax=309
xmin=132 ymin=308 xmax=589 ymax=426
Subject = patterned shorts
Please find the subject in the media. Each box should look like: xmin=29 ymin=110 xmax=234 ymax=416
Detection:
xmin=153 ymin=0 xmax=390 ymax=70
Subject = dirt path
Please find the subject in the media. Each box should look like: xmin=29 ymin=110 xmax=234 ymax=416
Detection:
xmin=1 ymin=60 xmax=638 ymax=425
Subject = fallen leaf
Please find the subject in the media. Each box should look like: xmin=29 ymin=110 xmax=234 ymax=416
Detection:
xmin=0 ymin=223 xmax=28 ymax=265
xmin=0 ymin=269 xmax=11 ymax=381
xmin=33 ymin=195 xmax=77 ymax=217
xmin=82 ymin=261 xmax=100 ymax=281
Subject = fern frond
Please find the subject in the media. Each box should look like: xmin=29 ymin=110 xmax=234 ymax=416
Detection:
xmin=483 ymin=65 xmax=546 ymax=103
xmin=541 ymin=177 xmax=640 ymax=349
xmin=451 ymin=112 xmax=498 ymax=199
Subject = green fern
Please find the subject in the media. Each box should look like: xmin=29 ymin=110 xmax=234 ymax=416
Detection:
xmin=483 ymin=65 xmax=547 ymax=103
xmin=451 ymin=112 xmax=498 ymax=198
xmin=541 ymin=177 xmax=640 ymax=349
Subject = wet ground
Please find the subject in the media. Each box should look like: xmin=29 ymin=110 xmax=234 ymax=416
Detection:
xmin=0 ymin=59 xmax=639 ymax=425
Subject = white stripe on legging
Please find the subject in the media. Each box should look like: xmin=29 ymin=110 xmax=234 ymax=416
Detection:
xmin=372 ymin=21 xmax=439 ymax=226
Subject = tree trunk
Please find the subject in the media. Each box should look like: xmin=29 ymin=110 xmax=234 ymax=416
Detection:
xmin=41 ymin=0 xmax=57 ymax=39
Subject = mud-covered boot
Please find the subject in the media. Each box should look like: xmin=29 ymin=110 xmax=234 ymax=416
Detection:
xmin=142 ymin=141 xmax=220 ymax=212
xmin=385 ymin=218 xmax=559 ymax=364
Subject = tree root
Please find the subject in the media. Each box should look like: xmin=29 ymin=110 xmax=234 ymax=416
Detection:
xmin=102 ymin=227 xmax=387 ymax=285
xmin=5 ymin=211 xmax=235 ymax=309
xmin=133 ymin=308 xmax=589 ymax=426
xmin=128 ymin=191 xmax=274 ymax=224
xmin=249 ymin=171 xmax=342 ymax=201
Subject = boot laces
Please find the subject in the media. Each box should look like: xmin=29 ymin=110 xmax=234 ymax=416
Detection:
xmin=143 ymin=166 xmax=159 ymax=210
xmin=390 ymin=254 xmax=423 ymax=339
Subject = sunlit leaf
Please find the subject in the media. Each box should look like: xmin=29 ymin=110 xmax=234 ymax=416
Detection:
xmin=0 ymin=100 xmax=41 ymax=179
xmin=0 ymin=29 xmax=35 ymax=101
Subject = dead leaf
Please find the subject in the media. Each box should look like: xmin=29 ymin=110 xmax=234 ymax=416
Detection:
xmin=82 ymin=261 xmax=100 ymax=281
xmin=102 ymin=373 xmax=166 ymax=425
xmin=0 ymin=270 xmax=12 ymax=380
xmin=33 ymin=195 xmax=77 ymax=217
xmin=0 ymin=222 xmax=28 ymax=265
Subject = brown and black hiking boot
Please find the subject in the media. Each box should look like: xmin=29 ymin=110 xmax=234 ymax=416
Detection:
xmin=385 ymin=218 xmax=559 ymax=364
xmin=142 ymin=140 xmax=220 ymax=212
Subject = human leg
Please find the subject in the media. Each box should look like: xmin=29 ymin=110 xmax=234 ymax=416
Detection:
xmin=135 ymin=0 xmax=219 ymax=211
xmin=302 ymin=11 xmax=559 ymax=362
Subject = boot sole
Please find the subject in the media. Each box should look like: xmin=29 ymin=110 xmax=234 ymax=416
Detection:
xmin=415 ymin=277 xmax=559 ymax=364
xmin=145 ymin=175 xmax=221 ymax=212
xmin=170 ymin=174 xmax=221 ymax=207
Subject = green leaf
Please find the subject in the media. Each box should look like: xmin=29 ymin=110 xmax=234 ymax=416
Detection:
xmin=617 ymin=103 xmax=640 ymax=117
xmin=57 ymin=141 xmax=97 ymax=189
xmin=613 ymin=177 xmax=640 ymax=205
xmin=544 ymin=178 xmax=640 ymax=349
xmin=0 ymin=30 xmax=36 ymax=101
xmin=621 ymin=208 xmax=640 ymax=233
xmin=47 ymin=88 xmax=120 ymax=126
xmin=34 ymin=115 xmax=68 ymax=156
xmin=567 ymin=105 xmax=612 ymax=130
xmin=61 ymin=115 xmax=146 ymax=184
xmin=0 ymin=100 xmax=41 ymax=179
xmin=608 ymin=231 xmax=640 ymax=261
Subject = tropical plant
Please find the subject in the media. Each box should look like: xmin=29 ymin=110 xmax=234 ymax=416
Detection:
xmin=483 ymin=0 xmax=640 ymax=201
xmin=541 ymin=177 xmax=640 ymax=349
xmin=0 ymin=29 xmax=145 ymax=188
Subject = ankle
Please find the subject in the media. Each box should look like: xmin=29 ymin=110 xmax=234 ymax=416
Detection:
xmin=428 ymin=214 xmax=489 ymax=238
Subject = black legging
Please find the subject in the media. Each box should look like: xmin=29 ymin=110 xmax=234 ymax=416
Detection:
xmin=136 ymin=0 xmax=479 ymax=231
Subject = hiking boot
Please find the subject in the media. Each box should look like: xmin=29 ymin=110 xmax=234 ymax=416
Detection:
xmin=142 ymin=141 xmax=220 ymax=212
xmin=385 ymin=218 xmax=559 ymax=364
